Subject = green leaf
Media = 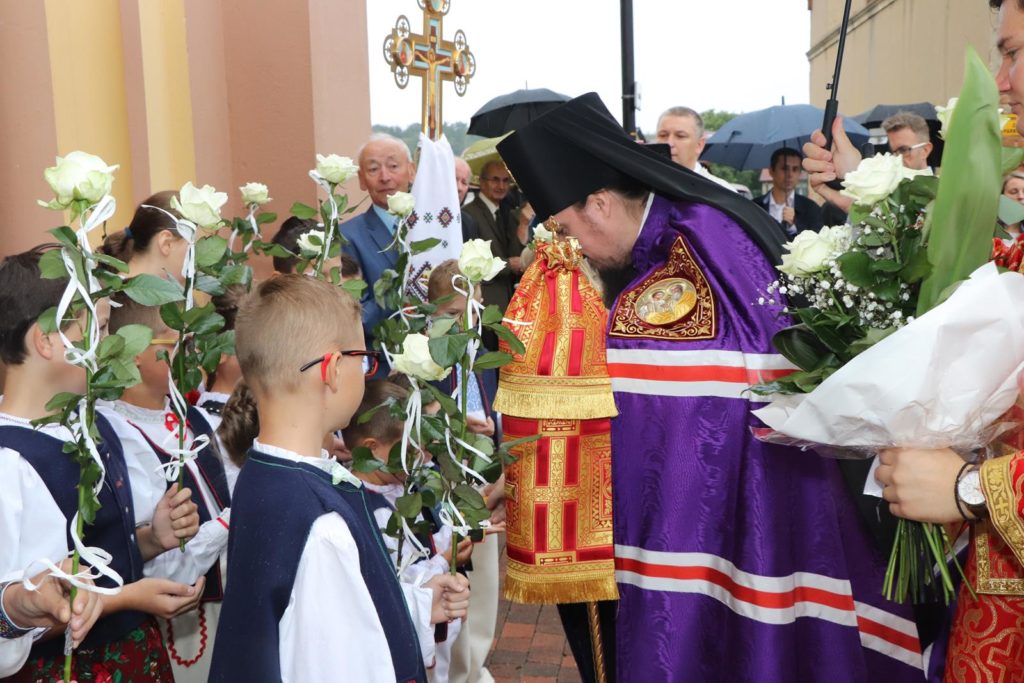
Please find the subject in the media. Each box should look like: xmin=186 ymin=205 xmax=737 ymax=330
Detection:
xmin=918 ymin=47 xmax=1002 ymax=315
xmin=38 ymin=248 xmax=69 ymax=279
xmin=255 ymin=211 xmax=278 ymax=225
xmin=771 ymin=324 xmax=830 ymax=373
xmin=849 ymin=327 xmax=896 ymax=355
xmin=488 ymin=323 xmax=526 ymax=356
xmin=96 ymin=333 xmax=126 ymax=361
xmin=998 ymin=194 xmax=1024 ymax=225
xmin=44 ymin=391 xmax=81 ymax=414
xmin=196 ymin=235 xmax=228 ymax=268
xmin=453 ymin=484 xmax=487 ymax=510
xmin=160 ymin=302 xmax=186 ymax=332
xmin=220 ymin=264 xmax=253 ymax=287
xmin=395 ymin=492 xmax=423 ymax=518
xmin=429 ymin=333 xmax=471 ymax=368
xmin=472 ymin=351 xmax=513 ymax=370
xmin=92 ymin=252 xmax=130 ymax=274
xmin=290 ymin=202 xmax=317 ymax=220
xmin=49 ymin=226 xmax=78 ymax=250
xmin=340 ymin=278 xmax=367 ymax=300
xmin=38 ymin=306 xmax=59 ymax=334
xmin=423 ymin=382 xmax=459 ymax=415
xmin=481 ymin=304 xmax=504 ymax=326
xmin=410 ymin=237 xmax=441 ymax=255
xmin=899 ymin=248 xmax=932 ymax=283
xmin=869 ymin=259 xmax=903 ymax=273
xmin=123 ymin=274 xmax=184 ymax=306
xmin=428 ymin=317 xmax=458 ymax=339
xmin=836 ymin=251 xmax=874 ymax=288
xmin=195 ymin=273 xmax=226 ymax=296
xmin=116 ymin=323 xmax=153 ymax=358
xmin=350 ymin=446 xmax=383 ymax=473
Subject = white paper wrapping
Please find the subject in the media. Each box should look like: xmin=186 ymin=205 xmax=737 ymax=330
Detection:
xmin=754 ymin=262 xmax=1024 ymax=451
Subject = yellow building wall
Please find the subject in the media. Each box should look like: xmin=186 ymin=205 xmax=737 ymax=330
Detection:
xmin=809 ymin=0 xmax=998 ymax=115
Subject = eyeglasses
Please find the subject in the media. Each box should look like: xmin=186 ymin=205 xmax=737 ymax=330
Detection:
xmin=300 ymin=350 xmax=380 ymax=380
xmin=892 ymin=142 xmax=929 ymax=156
xmin=481 ymin=176 xmax=512 ymax=185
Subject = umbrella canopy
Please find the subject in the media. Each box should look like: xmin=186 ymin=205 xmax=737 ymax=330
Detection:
xmin=701 ymin=104 xmax=870 ymax=170
xmin=852 ymin=102 xmax=937 ymax=128
xmin=461 ymin=133 xmax=511 ymax=182
xmin=467 ymin=88 xmax=571 ymax=137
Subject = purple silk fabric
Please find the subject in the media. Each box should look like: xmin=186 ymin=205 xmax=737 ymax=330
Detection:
xmin=607 ymin=196 xmax=925 ymax=682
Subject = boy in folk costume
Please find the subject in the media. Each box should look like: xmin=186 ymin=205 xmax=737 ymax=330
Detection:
xmin=209 ymin=275 xmax=469 ymax=682
xmin=0 ymin=246 xmax=202 ymax=681
xmin=498 ymin=94 xmax=923 ymax=681
xmin=96 ymin=298 xmax=231 ymax=682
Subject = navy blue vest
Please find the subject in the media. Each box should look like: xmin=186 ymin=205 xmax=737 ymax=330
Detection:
xmin=0 ymin=414 xmax=146 ymax=658
xmin=126 ymin=405 xmax=230 ymax=602
xmin=209 ymin=451 xmax=427 ymax=683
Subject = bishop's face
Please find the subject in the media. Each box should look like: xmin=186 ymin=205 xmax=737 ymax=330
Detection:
xmin=551 ymin=194 xmax=637 ymax=270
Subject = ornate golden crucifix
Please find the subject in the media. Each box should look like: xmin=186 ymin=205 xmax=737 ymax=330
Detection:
xmin=384 ymin=0 xmax=476 ymax=141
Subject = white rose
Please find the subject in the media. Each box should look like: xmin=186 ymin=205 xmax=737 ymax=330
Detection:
xmin=41 ymin=151 xmax=119 ymax=208
xmin=777 ymin=230 xmax=834 ymax=277
xmin=171 ymin=182 xmax=227 ymax=228
xmin=391 ymin=333 xmax=451 ymax=382
xmin=239 ymin=182 xmax=271 ymax=206
xmin=532 ymin=223 xmax=554 ymax=243
xmin=296 ymin=229 xmax=325 ymax=257
xmin=315 ymin=154 xmax=359 ymax=185
xmin=458 ymin=239 xmax=506 ymax=283
xmin=840 ymin=153 xmax=906 ymax=206
xmin=387 ymin=191 xmax=416 ymax=218
xmin=935 ymin=98 xmax=957 ymax=139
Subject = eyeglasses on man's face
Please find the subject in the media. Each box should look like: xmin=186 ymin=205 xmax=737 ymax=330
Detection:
xmin=299 ymin=350 xmax=381 ymax=380
xmin=892 ymin=142 xmax=929 ymax=156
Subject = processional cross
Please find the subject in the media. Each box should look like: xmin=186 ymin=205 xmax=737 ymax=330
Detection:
xmin=383 ymin=0 xmax=476 ymax=141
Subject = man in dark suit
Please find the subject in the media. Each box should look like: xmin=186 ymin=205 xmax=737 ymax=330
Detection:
xmin=341 ymin=134 xmax=415 ymax=347
xmin=461 ymin=160 xmax=523 ymax=316
xmin=753 ymin=147 xmax=824 ymax=240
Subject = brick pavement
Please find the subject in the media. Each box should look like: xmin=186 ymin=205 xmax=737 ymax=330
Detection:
xmin=484 ymin=539 xmax=581 ymax=683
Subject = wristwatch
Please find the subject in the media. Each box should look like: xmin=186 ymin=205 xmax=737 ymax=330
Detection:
xmin=956 ymin=466 xmax=988 ymax=520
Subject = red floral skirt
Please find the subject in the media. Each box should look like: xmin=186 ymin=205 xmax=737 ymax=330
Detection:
xmin=6 ymin=617 xmax=173 ymax=683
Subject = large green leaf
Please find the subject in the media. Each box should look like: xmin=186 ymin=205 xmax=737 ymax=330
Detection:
xmin=122 ymin=274 xmax=185 ymax=306
xmin=772 ymin=324 xmax=831 ymax=372
xmin=195 ymin=235 xmax=228 ymax=268
xmin=917 ymin=48 xmax=1001 ymax=315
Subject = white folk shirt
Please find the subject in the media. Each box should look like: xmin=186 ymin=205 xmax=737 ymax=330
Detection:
xmin=251 ymin=441 xmax=436 ymax=680
xmin=767 ymin=190 xmax=795 ymax=225
xmin=0 ymin=414 xmax=84 ymax=676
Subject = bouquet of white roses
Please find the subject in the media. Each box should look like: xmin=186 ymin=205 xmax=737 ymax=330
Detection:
xmin=753 ymin=49 xmax=1022 ymax=604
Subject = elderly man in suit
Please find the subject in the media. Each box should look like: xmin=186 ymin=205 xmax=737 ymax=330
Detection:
xmin=341 ymin=133 xmax=415 ymax=350
xmin=753 ymin=147 xmax=824 ymax=239
xmin=461 ymin=160 xmax=523 ymax=316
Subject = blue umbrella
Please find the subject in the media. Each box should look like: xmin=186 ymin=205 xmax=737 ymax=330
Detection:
xmin=701 ymin=104 xmax=870 ymax=170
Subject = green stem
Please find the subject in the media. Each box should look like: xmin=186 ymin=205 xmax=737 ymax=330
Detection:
xmin=449 ymin=294 xmax=473 ymax=576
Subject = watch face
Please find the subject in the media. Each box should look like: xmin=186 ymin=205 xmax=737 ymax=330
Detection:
xmin=958 ymin=470 xmax=985 ymax=507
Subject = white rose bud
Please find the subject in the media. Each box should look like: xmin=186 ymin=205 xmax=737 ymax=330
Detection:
xmin=315 ymin=154 xmax=359 ymax=185
xmin=532 ymin=223 xmax=554 ymax=243
xmin=171 ymin=182 xmax=227 ymax=228
xmin=386 ymin=191 xmax=416 ymax=218
xmin=777 ymin=230 xmax=834 ymax=277
xmin=296 ymin=229 xmax=325 ymax=257
xmin=935 ymin=97 xmax=957 ymax=139
xmin=239 ymin=182 xmax=271 ymax=206
xmin=458 ymin=239 xmax=506 ymax=283
xmin=40 ymin=151 xmax=119 ymax=208
xmin=391 ymin=333 xmax=451 ymax=382
xmin=840 ymin=153 xmax=907 ymax=207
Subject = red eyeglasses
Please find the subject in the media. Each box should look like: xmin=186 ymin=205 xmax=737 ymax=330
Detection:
xmin=299 ymin=350 xmax=380 ymax=381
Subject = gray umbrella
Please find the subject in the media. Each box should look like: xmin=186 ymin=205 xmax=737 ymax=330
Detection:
xmin=701 ymin=104 xmax=870 ymax=170
xmin=852 ymin=102 xmax=937 ymax=128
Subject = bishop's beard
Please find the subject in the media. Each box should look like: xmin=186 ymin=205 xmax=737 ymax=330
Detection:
xmin=593 ymin=260 xmax=638 ymax=309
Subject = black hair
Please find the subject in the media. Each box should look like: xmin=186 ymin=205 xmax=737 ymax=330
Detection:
xmin=101 ymin=190 xmax=180 ymax=263
xmin=770 ymin=147 xmax=802 ymax=170
xmin=270 ymin=216 xmax=319 ymax=273
xmin=0 ymin=245 xmax=69 ymax=365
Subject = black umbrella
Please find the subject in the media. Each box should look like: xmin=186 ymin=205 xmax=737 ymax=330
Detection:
xmin=853 ymin=102 xmax=943 ymax=168
xmin=467 ymin=88 xmax=571 ymax=137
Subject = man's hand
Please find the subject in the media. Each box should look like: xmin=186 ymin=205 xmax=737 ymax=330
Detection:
xmin=2 ymin=560 xmax=104 ymax=648
xmin=466 ymin=416 xmax=495 ymax=437
xmin=139 ymin=484 xmax=199 ymax=559
xmin=424 ymin=573 xmax=470 ymax=624
xmin=113 ymin=577 xmax=205 ymax=620
xmin=781 ymin=206 xmax=796 ymax=226
xmin=875 ymin=448 xmax=967 ymax=523
xmin=508 ymin=256 xmax=523 ymax=274
xmin=802 ymin=115 xmax=861 ymax=210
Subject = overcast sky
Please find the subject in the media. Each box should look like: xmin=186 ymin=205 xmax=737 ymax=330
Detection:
xmin=365 ymin=1 xmax=812 ymax=134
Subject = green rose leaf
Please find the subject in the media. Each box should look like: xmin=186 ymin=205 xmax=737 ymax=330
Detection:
xmin=429 ymin=318 xmax=458 ymax=339
xmin=481 ymin=305 xmax=504 ymax=326
xmin=123 ymin=274 xmax=185 ymax=306
xmin=290 ymin=202 xmax=318 ymax=220
xmin=38 ymin=249 xmax=69 ymax=279
xmin=196 ymin=235 xmax=228 ymax=268
xmin=488 ymin=323 xmax=526 ymax=356
xmin=428 ymin=332 xmax=471 ymax=368
xmin=350 ymin=446 xmax=383 ymax=473
xmin=341 ymin=278 xmax=367 ymax=300
xmin=410 ymin=237 xmax=441 ymax=255
xmin=255 ymin=211 xmax=278 ymax=225
xmin=195 ymin=273 xmax=226 ymax=296
xmin=160 ymin=302 xmax=186 ymax=332
xmin=395 ymin=492 xmax=423 ymax=519
xmin=472 ymin=351 xmax=513 ymax=370
xmin=836 ymin=251 xmax=874 ymax=288
xmin=92 ymin=252 xmax=130 ymax=274
xmin=117 ymin=323 xmax=154 ymax=358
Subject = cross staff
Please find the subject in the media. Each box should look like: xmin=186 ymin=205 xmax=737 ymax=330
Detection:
xmin=384 ymin=0 xmax=476 ymax=140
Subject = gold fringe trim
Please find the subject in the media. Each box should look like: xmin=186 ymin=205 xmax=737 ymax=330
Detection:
xmin=503 ymin=572 xmax=620 ymax=605
xmin=981 ymin=454 xmax=1024 ymax=569
xmin=494 ymin=377 xmax=618 ymax=420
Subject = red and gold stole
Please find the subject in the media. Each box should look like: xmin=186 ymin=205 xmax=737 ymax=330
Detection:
xmin=495 ymin=238 xmax=619 ymax=603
